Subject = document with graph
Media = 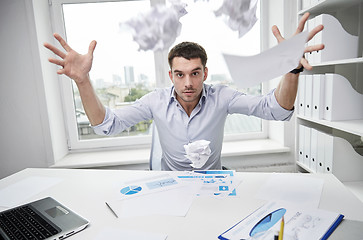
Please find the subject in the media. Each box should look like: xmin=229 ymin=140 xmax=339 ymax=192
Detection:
xmin=115 ymin=173 xmax=187 ymax=200
xmin=218 ymin=201 xmax=344 ymax=240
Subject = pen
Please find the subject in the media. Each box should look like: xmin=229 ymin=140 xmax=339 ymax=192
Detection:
xmin=105 ymin=202 xmax=118 ymax=218
xmin=278 ymin=215 xmax=284 ymax=240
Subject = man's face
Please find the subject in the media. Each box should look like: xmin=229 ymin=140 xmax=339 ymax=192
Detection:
xmin=169 ymin=57 xmax=208 ymax=108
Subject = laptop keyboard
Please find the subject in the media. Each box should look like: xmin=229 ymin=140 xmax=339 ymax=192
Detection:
xmin=0 ymin=205 xmax=60 ymax=240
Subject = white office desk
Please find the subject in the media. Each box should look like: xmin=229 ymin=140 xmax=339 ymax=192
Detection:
xmin=1 ymin=168 xmax=363 ymax=239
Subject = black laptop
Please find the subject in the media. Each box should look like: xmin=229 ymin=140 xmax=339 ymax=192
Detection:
xmin=0 ymin=197 xmax=89 ymax=240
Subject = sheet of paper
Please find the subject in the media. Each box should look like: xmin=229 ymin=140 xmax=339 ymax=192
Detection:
xmin=0 ymin=176 xmax=63 ymax=207
xmin=179 ymin=173 xmax=232 ymax=197
xmin=93 ymin=227 xmax=167 ymax=240
xmin=109 ymin=182 xmax=201 ymax=217
xmin=219 ymin=201 xmax=343 ymax=240
xmin=115 ymin=173 xmax=185 ymax=201
xmin=195 ymin=170 xmax=241 ymax=197
xmin=256 ymin=174 xmax=324 ymax=208
xmin=223 ymin=31 xmax=308 ymax=88
xmin=175 ymin=170 xmax=241 ymax=197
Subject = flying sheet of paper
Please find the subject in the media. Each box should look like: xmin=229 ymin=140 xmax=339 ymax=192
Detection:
xmin=215 ymin=0 xmax=258 ymax=38
xmin=109 ymin=182 xmax=201 ymax=217
xmin=223 ymin=31 xmax=308 ymax=88
xmin=256 ymin=174 xmax=324 ymax=208
xmin=0 ymin=176 xmax=63 ymax=208
xmin=121 ymin=0 xmax=187 ymax=51
xmin=93 ymin=227 xmax=167 ymax=240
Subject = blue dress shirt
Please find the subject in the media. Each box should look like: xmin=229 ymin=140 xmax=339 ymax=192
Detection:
xmin=93 ymin=84 xmax=293 ymax=171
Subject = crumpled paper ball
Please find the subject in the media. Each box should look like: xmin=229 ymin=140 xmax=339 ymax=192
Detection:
xmin=215 ymin=0 xmax=258 ymax=38
xmin=121 ymin=1 xmax=187 ymax=51
xmin=184 ymin=140 xmax=211 ymax=168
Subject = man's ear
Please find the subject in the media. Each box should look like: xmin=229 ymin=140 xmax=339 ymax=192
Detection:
xmin=169 ymin=70 xmax=174 ymax=84
xmin=203 ymin=67 xmax=208 ymax=82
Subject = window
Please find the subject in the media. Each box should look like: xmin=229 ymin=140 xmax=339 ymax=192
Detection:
xmin=62 ymin=1 xmax=157 ymax=145
xmin=51 ymin=0 xmax=265 ymax=150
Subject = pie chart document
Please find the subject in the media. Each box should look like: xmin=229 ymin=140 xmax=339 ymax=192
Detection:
xmin=110 ymin=183 xmax=202 ymax=217
xmin=109 ymin=173 xmax=202 ymax=217
xmin=115 ymin=173 xmax=192 ymax=200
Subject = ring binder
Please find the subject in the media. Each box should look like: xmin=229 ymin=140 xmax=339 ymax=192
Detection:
xmin=312 ymin=74 xmax=325 ymax=120
xmin=304 ymin=75 xmax=313 ymax=118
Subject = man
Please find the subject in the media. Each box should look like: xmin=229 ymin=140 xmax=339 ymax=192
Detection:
xmin=44 ymin=12 xmax=324 ymax=171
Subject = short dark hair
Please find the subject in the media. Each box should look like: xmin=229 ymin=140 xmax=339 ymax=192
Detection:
xmin=168 ymin=42 xmax=208 ymax=69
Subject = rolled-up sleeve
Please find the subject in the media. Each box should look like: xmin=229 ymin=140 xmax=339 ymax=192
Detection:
xmin=268 ymin=89 xmax=294 ymax=121
xmin=228 ymin=88 xmax=294 ymax=121
xmin=92 ymin=107 xmax=118 ymax=136
xmin=92 ymin=93 xmax=154 ymax=136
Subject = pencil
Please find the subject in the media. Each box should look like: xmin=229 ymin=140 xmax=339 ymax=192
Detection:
xmin=278 ymin=215 xmax=284 ymax=240
xmin=105 ymin=201 xmax=118 ymax=218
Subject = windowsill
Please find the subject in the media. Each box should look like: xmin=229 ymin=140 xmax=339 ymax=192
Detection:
xmin=50 ymin=139 xmax=290 ymax=169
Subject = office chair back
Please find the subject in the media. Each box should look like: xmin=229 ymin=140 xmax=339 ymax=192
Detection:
xmin=149 ymin=123 xmax=162 ymax=170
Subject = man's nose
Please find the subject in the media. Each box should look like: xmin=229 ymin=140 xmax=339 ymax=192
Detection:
xmin=185 ymin=75 xmax=192 ymax=87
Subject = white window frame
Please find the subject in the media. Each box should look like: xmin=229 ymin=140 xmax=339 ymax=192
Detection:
xmin=50 ymin=0 xmax=268 ymax=151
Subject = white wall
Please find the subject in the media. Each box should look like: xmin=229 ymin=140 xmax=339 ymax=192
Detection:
xmin=0 ymin=0 xmax=68 ymax=179
xmin=0 ymin=0 xmax=48 ymax=178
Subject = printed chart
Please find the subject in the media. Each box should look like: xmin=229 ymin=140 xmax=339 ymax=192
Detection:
xmin=120 ymin=185 xmax=142 ymax=195
xmin=117 ymin=174 xmax=183 ymax=200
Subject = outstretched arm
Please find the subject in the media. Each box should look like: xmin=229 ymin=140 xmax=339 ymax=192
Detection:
xmin=44 ymin=33 xmax=105 ymax=126
xmin=274 ymin=12 xmax=324 ymax=110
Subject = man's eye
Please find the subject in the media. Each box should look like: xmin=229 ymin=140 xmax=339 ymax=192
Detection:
xmin=177 ymin=73 xmax=183 ymax=77
xmin=192 ymin=72 xmax=199 ymax=76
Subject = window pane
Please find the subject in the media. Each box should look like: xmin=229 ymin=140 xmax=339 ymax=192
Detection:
xmin=62 ymin=1 xmax=155 ymax=140
xmin=63 ymin=0 xmax=262 ymax=142
xmin=174 ymin=0 xmax=262 ymax=135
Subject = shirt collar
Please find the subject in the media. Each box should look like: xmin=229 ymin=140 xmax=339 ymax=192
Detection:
xmin=169 ymin=86 xmax=176 ymax=104
xmin=168 ymin=84 xmax=208 ymax=105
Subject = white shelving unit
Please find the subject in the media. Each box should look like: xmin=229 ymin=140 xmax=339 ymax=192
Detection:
xmin=312 ymin=57 xmax=363 ymax=67
xmin=296 ymin=0 xmax=363 ymax=202
xmin=298 ymin=115 xmax=363 ymax=137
